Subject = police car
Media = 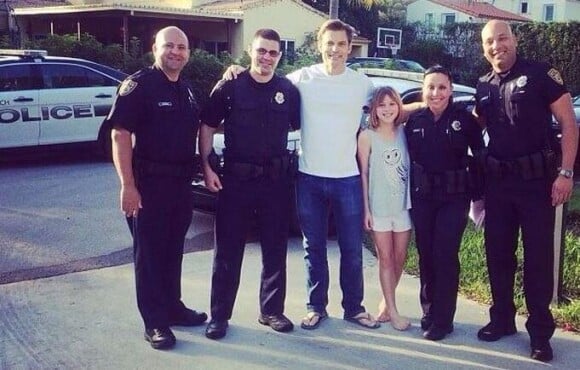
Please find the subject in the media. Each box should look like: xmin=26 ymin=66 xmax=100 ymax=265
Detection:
xmin=0 ymin=49 xmax=127 ymax=156
xmin=191 ymin=69 xmax=477 ymax=231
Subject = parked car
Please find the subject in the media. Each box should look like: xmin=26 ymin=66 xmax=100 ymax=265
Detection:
xmin=0 ymin=49 xmax=127 ymax=157
xmin=346 ymin=57 xmax=425 ymax=73
xmin=191 ymin=69 xmax=477 ymax=232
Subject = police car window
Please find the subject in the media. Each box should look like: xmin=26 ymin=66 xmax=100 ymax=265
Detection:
xmin=0 ymin=65 xmax=39 ymax=91
xmin=41 ymin=64 xmax=116 ymax=89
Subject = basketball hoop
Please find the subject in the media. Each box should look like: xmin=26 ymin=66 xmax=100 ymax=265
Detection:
xmin=385 ymin=43 xmax=397 ymax=56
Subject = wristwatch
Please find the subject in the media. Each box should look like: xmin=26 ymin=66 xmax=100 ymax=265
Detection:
xmin=558 ymin=169 xmax=574 ymax=179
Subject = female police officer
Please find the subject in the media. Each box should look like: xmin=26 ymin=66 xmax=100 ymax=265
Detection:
xmin=405 ymin=65 xmax=485 ymax=341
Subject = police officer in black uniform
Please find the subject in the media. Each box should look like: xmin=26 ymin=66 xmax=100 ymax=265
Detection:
xmin=406 ymin=65 xmax=485 ymax=341
xmin=474 ymin=20 xmax=577 ymax=362
xmin=109 ymin=26 xmax=207 ymax=350
xmin=199 ymin=29 xmax=300 ymax=340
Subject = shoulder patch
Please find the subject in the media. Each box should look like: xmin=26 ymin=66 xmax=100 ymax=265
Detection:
xmin=547 ymin=68 xmax=564 ymax=85
xmin=119 ymin=80 xmax=138 ymax=96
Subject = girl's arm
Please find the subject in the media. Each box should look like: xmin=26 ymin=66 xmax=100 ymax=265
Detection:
xmin=357 ymin=130 xmax=373 ymax=231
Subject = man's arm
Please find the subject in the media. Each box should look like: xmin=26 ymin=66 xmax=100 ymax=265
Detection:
xmin=400 ymin=102 xmax=425 ymax=122
xmin=199 ymin=123 xmax=222 ymax=192
xmin=550 ymin=93 xmax=578 ymax=206
xmin=111 ymin=128 xmax=141 ymax=217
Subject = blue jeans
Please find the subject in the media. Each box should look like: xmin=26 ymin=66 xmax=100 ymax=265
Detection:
xmin=296 ymin=172 xmax=365 ymax=318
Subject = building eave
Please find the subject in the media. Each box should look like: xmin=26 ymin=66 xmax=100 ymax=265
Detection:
xmin=12 ymin=3 xmax=243 ymax=19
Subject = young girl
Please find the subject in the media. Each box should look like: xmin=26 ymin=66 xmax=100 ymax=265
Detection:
xmin=357 ymin=86 xmax=411 ymax=331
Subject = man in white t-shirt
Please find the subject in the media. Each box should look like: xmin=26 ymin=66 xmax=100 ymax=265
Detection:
xmin=289 ymin=20 xmax=378 ymax=330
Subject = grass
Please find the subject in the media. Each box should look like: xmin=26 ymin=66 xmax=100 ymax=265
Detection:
xmin=365 ymin=188 xmax=580 ymax=333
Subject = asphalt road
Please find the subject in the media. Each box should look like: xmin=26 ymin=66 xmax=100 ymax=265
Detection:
xmin=0 ymin=152 xmax=214 ymax=284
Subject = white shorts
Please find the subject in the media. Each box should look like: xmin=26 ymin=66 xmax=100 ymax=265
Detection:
xmin=371 ymin=210 xmax=412 ymax=232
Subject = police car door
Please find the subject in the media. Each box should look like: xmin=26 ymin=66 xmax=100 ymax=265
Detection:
xmin=0 ymin=63 xmax=41 ymax=148
xmin=38 ymin=63 xmax=116 ymax=145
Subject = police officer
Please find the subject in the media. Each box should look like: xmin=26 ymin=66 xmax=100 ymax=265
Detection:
xmin=199 ymin=29 xmax=300 ymax=340
xmin=406 ymin=65 xmax=485 ymax=341
xmin=109 ymin=26 xmax=207 ymax=350
xmin=474 ymin=20 xmax=578 ymax=362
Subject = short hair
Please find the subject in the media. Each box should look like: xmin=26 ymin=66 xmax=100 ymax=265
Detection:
xmin=369 ymin=86 xmax=404 ymax=128
xmin=253 ymin=28 xmax=281 ymax=45
xmin=317 ymin=19 xmax=354 ymax=44
xmin=424 ymin=64 xmax=453 ymax=84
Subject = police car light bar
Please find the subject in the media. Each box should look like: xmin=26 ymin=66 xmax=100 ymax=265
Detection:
xmin=0 ymin=49 xmax=48 ymax=57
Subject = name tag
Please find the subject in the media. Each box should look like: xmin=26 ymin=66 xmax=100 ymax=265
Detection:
xmin=158 ymin=101 xmax=173 ymax=107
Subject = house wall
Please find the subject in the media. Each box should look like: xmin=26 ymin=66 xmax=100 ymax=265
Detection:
xmin=239 ymin=0 xmax=326 ymax=58
xmin=478 ymin=0 xmax=580 ymax=22
xmin=407 ymin=0 xmax=473 ymax=25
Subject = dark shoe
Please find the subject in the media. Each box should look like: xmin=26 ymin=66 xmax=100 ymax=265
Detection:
xmin=205 ymin=319 xmax=228 ymax=340
xmin=531 ymin=340 xmax=553 ymax=362
xmin=169 ymin=308 xmax=208 ymax=327
xmin=423 ymin=324 xmax=453 ymax=341
xmin=258 ymin=313 xmax=294 ymax=332
xmin=477 ymin=321 xmax=517 ymax=342
xmin=420 ymin=314 xmax=433 ymax=331
xmin=144 ymin=327 xmax=176 ymax=350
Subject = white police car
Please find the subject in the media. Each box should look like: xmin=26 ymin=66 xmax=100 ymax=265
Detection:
xmin=0 ymin=49 xmax=127 ymax=156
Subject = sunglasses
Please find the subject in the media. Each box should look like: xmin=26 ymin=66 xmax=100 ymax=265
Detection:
xmin=255 ymin=48 xmax=281 ymax=58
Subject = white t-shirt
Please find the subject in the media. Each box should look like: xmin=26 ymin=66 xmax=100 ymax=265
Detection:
xmin=287 ymin=64 xmax=374 ymax=178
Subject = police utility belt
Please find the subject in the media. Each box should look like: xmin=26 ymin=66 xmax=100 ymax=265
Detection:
xmin=412 ymin=163 xmax=469 ymax=196
xmin=134 ymin=157 xmax=193 ymax=179
xmin=485 ymin=149 xmax=556 ymax=181
xmin=218 ymin=151 xmax=298 ymax=181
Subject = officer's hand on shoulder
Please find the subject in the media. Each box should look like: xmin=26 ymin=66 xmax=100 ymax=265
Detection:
xmin=222 ymin=65 xmax=246 ymax=81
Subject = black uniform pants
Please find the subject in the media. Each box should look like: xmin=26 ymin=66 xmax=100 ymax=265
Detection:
xmin=210 ymin=174 xmax=292 ymax=320
xmin=410 ymin=196 xmax=469 ymax=327
xmin=131 ymin=175 xmax=193 ymax=329
xmin=484 ymin=177 xmax=555 ymax=341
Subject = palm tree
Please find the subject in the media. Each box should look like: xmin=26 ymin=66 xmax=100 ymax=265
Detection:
xmin=329 ymin=0 xmax=408 ymax=20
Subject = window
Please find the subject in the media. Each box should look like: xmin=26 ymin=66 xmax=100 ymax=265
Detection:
xmin=0 ymin=65 xmax=39 ymax=91
xmin=42 ymin=64 xmax=117 ymax=89
xmin=520 ymin=1 xmax=528 ymax=14
xmin=441 ymin=13 xmax=456 ymax=25
xmin=202 ymin=41 xmax=228 ymax=56
xmin=280 ymin=39 xmax=295 ymax=64
xmin=543 ymin=4 xmax=555 ymax=21
xmin=425 ymin=13 xmax=434 ymax=28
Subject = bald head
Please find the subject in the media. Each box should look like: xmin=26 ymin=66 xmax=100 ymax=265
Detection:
xmin=481 ymin=20 xmax=517 ymax=73
xmin=153 ymin=26 xmax=190 ymax=81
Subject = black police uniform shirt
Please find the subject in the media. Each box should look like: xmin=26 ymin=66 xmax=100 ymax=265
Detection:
xmin=406 ymin=103 xmax=485 ymax=173
xmin=200 ymin=70 xmax=300 ymax=162
xmin=107 ymin=66 xmax=199 ymax=164
xmin=475 ymin=57 xmax=568 ymax=160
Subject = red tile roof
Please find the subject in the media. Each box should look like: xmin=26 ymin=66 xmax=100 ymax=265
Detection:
xmin=428 ymin=0 xmax=530 ymax=22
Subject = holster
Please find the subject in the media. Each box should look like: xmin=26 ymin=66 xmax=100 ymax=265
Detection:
xmin=411 ymin=162 xmax=431 ymax=196
xmin=485 ymin=149 xmax=557 ymax=180
xmin=225 ymin=151 xmax=297 ymax=181
xmin=208 ymin=149 xmax=223 ymax=175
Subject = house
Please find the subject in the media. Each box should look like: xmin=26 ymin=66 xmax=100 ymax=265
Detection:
xmin=491 ymin=0 xmax=580 ymax=22
xmin=7 ymin=0 xmax=370 ymax=58
xmin=406 ymin=0 xmax=530 ymax=26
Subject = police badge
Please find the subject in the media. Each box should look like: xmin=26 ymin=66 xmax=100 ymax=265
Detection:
xmin=119 ymin=80 xmax=138 ymax=96
xmin=274 ymin=92 xmax=285 ymax=104
xmin=451 ymin=120 xmax=462 ymax=131
xmin=516 ymin=75 xmax=527 ymax=88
